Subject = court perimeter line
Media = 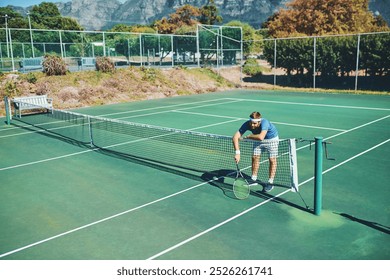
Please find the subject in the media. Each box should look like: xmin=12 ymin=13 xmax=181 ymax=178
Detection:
xmin=324 ymin=115 xmax=390 ymax=140
xmin=0 ymin=118 xmax=240 ymax=171
xmin=1 ymin=98 xmax=239 ymax=136
xmin=147 ymin=138 xmax=390 ymax=260
xmin=1 ymin=107 xmax=388 ymax=257
xmin=1 ymin=120 xmax=388 ymax=258
xmin=0 ymin=178 xmax=219 ymax=259
xmin=99 ymin=98 xmax=235 ymax=117
xmin=147 ymin=189 xmax=291 ymax=260
xmin=173 ymin=110 xmax=347 ymax=132
xmin=226 ymin=98 xmax=390 ymax=111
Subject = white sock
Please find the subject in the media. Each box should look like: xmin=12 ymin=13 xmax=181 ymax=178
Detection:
xmin=251 ymin=175 xmax=257 ymax=181
xmin=268 ymin=178 xmax=274 ymax=184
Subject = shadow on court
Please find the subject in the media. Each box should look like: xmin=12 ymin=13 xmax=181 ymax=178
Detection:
xmin=336 ymin=212 xmax=390 ymax=235
xmin=14 ymin=115 xmax=313 ymax=217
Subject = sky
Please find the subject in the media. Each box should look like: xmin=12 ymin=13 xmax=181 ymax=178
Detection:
xmin=0 ymin=0 xmax=126 ymax=8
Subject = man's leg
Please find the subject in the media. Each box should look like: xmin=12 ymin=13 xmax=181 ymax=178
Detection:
xmin=268 ymin=157 xmax=277 ymax=183
xmin=251 ymin=155 xmax=260 ymax=181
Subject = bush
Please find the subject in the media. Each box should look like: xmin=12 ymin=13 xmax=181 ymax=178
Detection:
xmin=243 ymin=58 xmax=263 ymax=76
xmin=96 ymin=57 xmax=115 ymax=73
xmin=140 ymin=66 xmax=157 ymax=82
xmin=3 ymin=80 xmax=20 ymax=98
xmin=42 ymin=54 xmax=67 ymax=76
xmin=26 ymin=72 xmax=37 ymax=84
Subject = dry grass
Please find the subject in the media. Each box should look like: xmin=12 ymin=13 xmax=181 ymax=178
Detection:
xmin=0 ymin=67 xmax=234 ymax=116
xmin=1 ymin=65 xmax=388 ymax=117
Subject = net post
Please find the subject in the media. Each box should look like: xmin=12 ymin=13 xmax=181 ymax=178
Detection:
xmin=289 ymin=138 xmax=299 ymax=192
xmin=314 ymin=137 xmax=323 ymax=215
xmin=4 ymin=96 xmax=11 ymax=125
xmin=88 ymin=116 xmax=93 ymax=146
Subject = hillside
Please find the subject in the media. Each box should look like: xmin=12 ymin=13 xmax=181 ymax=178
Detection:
xmin=2 ymin=64 xmax=388 ymax=118
xmin=0 ymin=67 xmax=240 ymax=117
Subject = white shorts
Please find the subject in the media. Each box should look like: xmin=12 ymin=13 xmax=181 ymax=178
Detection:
xmin=253 ymin=136 xmax=279 ymax=158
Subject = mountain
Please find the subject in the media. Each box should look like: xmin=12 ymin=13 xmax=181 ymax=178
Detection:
xmin=53 ymin=0 xmax=291 ymax=30
xmin=8 ymin=0 xmax=390 ymax=31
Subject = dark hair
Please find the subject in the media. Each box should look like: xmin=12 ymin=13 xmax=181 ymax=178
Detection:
xmin=250 ymin=111 xmax=261 ymax=119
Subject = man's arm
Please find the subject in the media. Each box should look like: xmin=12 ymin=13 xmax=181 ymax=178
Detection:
xmin=245 ymin=130 xmax=267 ymax=141
xmin=232 ymin=131 xmax=242 ymax=163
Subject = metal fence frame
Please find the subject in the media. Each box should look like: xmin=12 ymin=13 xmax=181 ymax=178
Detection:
xmin=1 ymin=24 xmax=388 ymax=91
xmin=255 ymin=31 xmax=390 ymax=91
xmin=0 ymin=24 xmax=243 ymax=73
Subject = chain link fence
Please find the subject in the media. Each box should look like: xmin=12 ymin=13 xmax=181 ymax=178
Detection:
xmin=0 ymin=24 xmax=243 ymax=73
xmin=0 ymin=24 xmax=388 ymax=91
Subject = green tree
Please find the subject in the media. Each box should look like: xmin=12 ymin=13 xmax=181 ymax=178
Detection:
xmin=30 ymin=2 xmax=83 ymax=31
xmin=199 ymin=0 xmax=222 ymax=25
xmin=225 ymin=21 xmax=262 ymax=55
xmin=109 ymin=24 xmax=133 ymax=33
xmin=0 ymin=7 xmax=31 ymax=47
xmin=0 ymin=7 xmax=27 ymax=29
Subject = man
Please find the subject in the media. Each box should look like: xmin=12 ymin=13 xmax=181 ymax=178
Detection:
xmin=232 ymin=111 xmax=279 ymax=192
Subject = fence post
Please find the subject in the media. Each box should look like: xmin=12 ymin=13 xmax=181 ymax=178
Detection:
xmin=313 ymin=36 xmax=316 ymax=89
xmin=355 ymin=34 xmax=361 ymax=91
xmin=4 ymin=96 xmax=11 ymax=125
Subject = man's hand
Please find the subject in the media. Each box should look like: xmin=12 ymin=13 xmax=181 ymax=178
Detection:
xmin=234 ymin=154 xmax=240 ymax=163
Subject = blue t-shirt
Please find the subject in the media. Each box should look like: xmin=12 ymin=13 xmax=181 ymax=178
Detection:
xmin=239 ymin=119 xmax=278 ymax=139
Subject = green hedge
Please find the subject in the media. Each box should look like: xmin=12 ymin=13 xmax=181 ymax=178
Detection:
xmin=263 ymin=33 xmax=390 ymax=77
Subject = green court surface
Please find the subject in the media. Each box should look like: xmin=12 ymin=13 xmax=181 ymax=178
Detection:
xmin=0 ymin=90 xmax=389 ymax=260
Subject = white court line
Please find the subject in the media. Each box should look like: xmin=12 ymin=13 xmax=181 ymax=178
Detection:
xmin=173 ymin=110 xmax=347 ymax=132
xmin=324 ymin=115 xmax=390 ymax=140
xmin=0 ymin=119 xmax=240 ymax=171
xmin=0 ymin=179 xmax=216 ymax=259
xmin=1 ymin=115 xmax=388 ymax=258
xmin=294 ymin=138 xmax=390 ymax=187
xmin=0 ymin=98 xmax=231 ymax=132
xmin=0 ymin=99 xmax=240 ymax=138
xmin=1 ymin=96 xmax=389 ymax=257
xmin=99 ymin=98 xmax=236 ymax=117
xmin=147 ymin=138 xmax=390 ymax=260
xmin=147 ymin=189 xmax=291 ymax=260
xmin=225 ymin=98 xmax=390 ymax=111
xmin=114 ymin=99 xmax=242 ymax=121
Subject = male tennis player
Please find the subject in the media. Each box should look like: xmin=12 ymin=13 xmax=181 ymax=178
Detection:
xmin=232 ymin=111 xmax=279 ymax=192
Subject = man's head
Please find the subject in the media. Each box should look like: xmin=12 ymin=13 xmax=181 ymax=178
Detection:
xmin=249 ymin=111 xmax=262 ymax=129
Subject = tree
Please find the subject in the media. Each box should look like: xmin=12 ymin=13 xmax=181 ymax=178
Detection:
xmin=199 ymin=0 xmax=223 ymax=25
xmin=265 ymin=0 xmax=389 ymax=38
xmin=30 ymin=2 xmax=83 ymax=31
xmin=0 ymin=7 xmax=27 ymax=29
xmin=154 ymin=4 xmax=200 ymax=34
xmin=225 ymin=21 xmax=262 ymax=55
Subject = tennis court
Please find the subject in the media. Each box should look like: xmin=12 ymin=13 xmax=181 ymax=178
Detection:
xmin=0 ymin=89 xmax=389 ymax=260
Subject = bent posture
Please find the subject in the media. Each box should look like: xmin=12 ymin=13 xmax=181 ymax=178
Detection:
xmin=232 ymin=112 xmax=279 ymax=192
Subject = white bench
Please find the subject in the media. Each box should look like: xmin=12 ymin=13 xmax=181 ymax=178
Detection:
xmin=12 ymin=95 xmax=53 ymax=118
xmin=19 ymin=57 xmax=44 ymax=73
xmin=78 ymin=57 xmax=96 ymax=69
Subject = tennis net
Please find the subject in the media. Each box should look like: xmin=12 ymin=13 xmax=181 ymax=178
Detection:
xmin=12 ymin=102 xmax=299 ymax=191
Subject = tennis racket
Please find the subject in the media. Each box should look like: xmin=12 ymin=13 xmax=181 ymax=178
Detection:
xmin=233 ymin=163 xmax=251 ymax=199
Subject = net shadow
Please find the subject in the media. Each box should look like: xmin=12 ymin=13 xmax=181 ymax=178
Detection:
xmin=12 ymin=113 xmax=309 ymax=211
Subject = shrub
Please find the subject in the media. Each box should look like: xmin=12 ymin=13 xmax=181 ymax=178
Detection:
xmin=140 ymin=67 xmax=157 ymax=82
xmin=42 ymin=54 xmax=67 ymax=76
xmin=96 ymin=57 xmax=115 ymax=73
xmin=4 ymin=80 xmax=20 ymax=98
xmin=243 ymin=58 xmax=263 ymax=76
xmin=26 ymin=72 xmax=37 ymax=84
